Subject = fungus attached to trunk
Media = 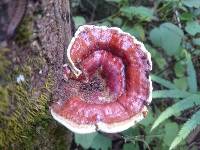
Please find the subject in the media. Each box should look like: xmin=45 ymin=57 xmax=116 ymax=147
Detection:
xmin=51 ymin=25 xmax=152 ymax=134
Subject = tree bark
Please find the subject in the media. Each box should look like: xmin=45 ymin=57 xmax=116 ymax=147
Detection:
xmin=0 ymin=0 xmax=74 ymax=147
xmin=37 ymin=0 xmax=74 ymax=102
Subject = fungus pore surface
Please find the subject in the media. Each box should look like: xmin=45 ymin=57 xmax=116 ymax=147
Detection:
xmin=51 ymin=25 xmax=152 ymax=133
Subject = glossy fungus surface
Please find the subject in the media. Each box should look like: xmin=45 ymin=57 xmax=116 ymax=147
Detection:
xmin=51 ymin=25 xmax=152 ymax=133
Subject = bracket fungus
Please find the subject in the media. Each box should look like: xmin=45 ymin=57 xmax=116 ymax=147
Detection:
xmin=51 ymin=25 xmax=152 ymax=134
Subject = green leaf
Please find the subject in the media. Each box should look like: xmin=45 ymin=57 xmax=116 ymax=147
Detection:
xmin=151 ymin=75 xmax=177 ymax=89
xmin=90 ymin=134 xmax=112 ymax=150
xmin=106 ymin=0 xmax=122 ymax=3
xmin=75 ymin=133 xmax=111 ymax=150
xmin=173 ymin=77 xmax=188 ymax=91
xmin=74 ymin=132 xmax=97 ymax=149
xmin=151 ymin=94 xmax=200 ymax=131
xmin=120 ymin=7 xmax=132 ymax=20
xmin=120 ymin=6 xmax=154 ymax=21
xmin=186 ymin=53 xmax=197 ymax=92
xmin=174 ymin=62 xmax=185 ymax=78
xmin=111 ymin=17 xmax=123 ymax=26
xmin=156 ymin=57 xmax=167 ymax=70
xmin=123 ymin=143 xmax=139 ymax=150
xmin=185 ymin=21 xmax=200 ymax=36
xmin=131 ymin=25 xmax=145 ymax=41
xmin=73 ymin=16 xmax=86 ymax=29
xmin=182 ymin=0 xmax=200 ymax=8
xmin=150 ymin=23 xmax=184 ymax=56
xmin=149 ymin=28 xmax=161 ymax=48
xmin=145 ymin=44 xmax=156 ymax=56
xmin=170 ymin=109 xmax=200 ymax=150
xmin=122 ymin=25 xmax=145 ymax=41
xmin=180 ymin=12 xmax=194 ymax=21
xmin=122 ymin=127 xmax=140 ymax=137
xmin=133 ymin=6 xmax=154 ymax=21
xmin=146 ymin=45 xmax=166 ymax=69
xmin=163 ymin=122 xmax=179 ymax=147
xmin=192 ymin=38 xmax=200 ymax=46
xmin=152 ymin=90 xmax=191 ymax=99
xmin=98 ymin=21 xmax=112 ymax=26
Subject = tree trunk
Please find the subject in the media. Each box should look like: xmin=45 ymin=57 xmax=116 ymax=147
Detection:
xmin=37 ymin=0 xmax=74 ymax=102
xmin=0 ymin=0 xmax=74 ymax=148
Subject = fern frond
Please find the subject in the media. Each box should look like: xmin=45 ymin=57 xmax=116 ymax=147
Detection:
xmin=152 ymin=90 xmax=191 ymax=99
xmin=186 ymin=54 xmax=197 ymax=93
xmin=170 ymin=109 xmax=200 ymax=150
xmin=151 ymin=74 xmax=177 ymax=89
xmin=151 ymin=94 xmax=200 ymax=130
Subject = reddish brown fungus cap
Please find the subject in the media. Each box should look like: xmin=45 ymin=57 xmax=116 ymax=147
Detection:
xmin=51 ymin=25 xmax=152 ymax=134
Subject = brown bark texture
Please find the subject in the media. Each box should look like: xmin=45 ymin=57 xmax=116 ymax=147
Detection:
xmin=37 ymin=0 xmax=74 ymax=102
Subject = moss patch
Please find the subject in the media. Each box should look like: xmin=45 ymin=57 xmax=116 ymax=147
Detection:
xmin=0 ymin=47 xmax=51 ymax=146
xmin=0 ymin=47 xmax=71 ymax=149
xmin=15 ymin=16 xmax=33 ymax=45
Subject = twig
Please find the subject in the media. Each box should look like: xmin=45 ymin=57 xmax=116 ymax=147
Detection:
xmin=174 ymin=9 xmax=182 ymax=29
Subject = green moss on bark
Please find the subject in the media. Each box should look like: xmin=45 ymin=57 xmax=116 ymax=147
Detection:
xmin=0 ymin=47 xmax=60 ymax=148
xmin=15 ymin=16 xmax=33 ymax=45
xmin=0 ymin=44 xmax=71 ymax=150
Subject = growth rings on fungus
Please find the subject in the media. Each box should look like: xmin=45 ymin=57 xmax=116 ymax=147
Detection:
xmin=51 ymin=25 xmax=152 ymax=134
